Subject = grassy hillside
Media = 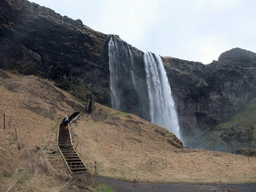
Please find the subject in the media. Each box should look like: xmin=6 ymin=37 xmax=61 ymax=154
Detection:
xmin=196 ymin=98 xmax=256 ymax=153
xmin=0 ymin=69 xmax=89 ymax=191
xmin=183 ymin=98 xmax=256 ymax=153
xmin=0 ymin=70 xmax=256 ymax=191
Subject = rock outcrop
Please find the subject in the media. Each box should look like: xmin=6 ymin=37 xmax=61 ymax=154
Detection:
xmin=163 ymin=48 xmax=256 ymax=134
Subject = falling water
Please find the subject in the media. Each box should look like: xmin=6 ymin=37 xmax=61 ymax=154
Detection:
xmin=108 ymin=36 xmax=132 ymax=111
xmin=108 ymin=36 xmax=180 ymax=139
xmin=108 ymin=36 xmax=150 ymax=119
xmin=144 ymin=52 xmax=181 ymax=139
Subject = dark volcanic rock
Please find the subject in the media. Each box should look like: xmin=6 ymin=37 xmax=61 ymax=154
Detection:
xmin=0 ymin=0 xmax=110 ymax=104
xmin=218 ymin=47 xmax=256 ymax=67
xmin=163 ymin=48 xmax=256 ymax=134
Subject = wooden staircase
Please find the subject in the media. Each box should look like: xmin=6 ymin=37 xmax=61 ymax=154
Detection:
xmin=58 ymin=112 xmax=87 ymax=174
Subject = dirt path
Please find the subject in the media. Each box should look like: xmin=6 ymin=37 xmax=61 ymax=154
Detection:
xmin=99 ymin=177 xmax=256 ymax=192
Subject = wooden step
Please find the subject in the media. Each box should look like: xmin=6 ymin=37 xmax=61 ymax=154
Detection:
xmin=60 ymin=146 xmax=73 ymax=149
xmin=58 ymin=112 xmax=87 ymax=174
xmin=71 ymin=168 xmax=87 ymax=171
xmin=68 ymin=163 xmax=84 ymax=167
xmin=65 ymin=158 xmax=80 ymax=161
xmin=59 ymin=145 xmax=72 ymax=148
xmin=66 ymin=159 xmax=82 ymax=162
xmin=59 ymin=144 xmax=72 ymax=146
xmin=63 ymin=155 xmax=79 ymax=158
xmin=62 ymin=152 xmax=77 ymax=155
xmin=69 ymin=164 xmax=84 ymax=168
xmin=61 ymin=150 xmax=76 ymax=153
xmin=62 ymin=152 xmax=76 ymax=155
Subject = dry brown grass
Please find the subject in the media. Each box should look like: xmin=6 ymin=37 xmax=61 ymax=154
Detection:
xmin=60 ymin=173 xmax=96 ymax=192
xmin=0 ymin=140 xmax=74 ymax=191
xmin=0 ymin=69 xmax=256 ymax=191
xmin=70 ymin=104 xmax=256 ymax=184
xmin=0 ymin=70 xmax=86 ymax=191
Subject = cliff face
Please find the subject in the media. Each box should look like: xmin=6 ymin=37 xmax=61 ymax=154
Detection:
xmin=2 ymin=0 xmax=256 ymax=138
xmin=163 ymin=48 xmax=256 ymax=134
xmin=0 ymin=0 xmax=110 ymax=104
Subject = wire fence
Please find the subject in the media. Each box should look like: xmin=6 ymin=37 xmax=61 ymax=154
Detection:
xmin=0 ymin=112 xmax=22 ymax=130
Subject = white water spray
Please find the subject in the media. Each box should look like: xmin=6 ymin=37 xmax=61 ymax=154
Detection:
xmin=109 ymin=36 xmax=181 ymax=139
xmin=144 ymin=52 xmax=181 ymax=139
xmin=109 ymin=37 xmax=135 ymax=110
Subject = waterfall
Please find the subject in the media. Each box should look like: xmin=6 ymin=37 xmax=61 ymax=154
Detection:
xmin=108 ymin=36 xmax=180 ymax=139
xmin=108 ymin=36 xmax=150 ymax=119
xmin=144 ymin=52 xmax=181 ymax=139
xmin=108 ymin=36 xmax=131 ymax=111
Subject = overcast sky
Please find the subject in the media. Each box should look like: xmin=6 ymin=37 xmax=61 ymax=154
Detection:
xmin=31 ymin=0 xmax=256 ymax=64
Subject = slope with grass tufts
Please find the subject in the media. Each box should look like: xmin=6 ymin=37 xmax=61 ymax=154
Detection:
xmin=0 ymin=69 xmax=256 ymax=192
xmin=201 ymin=97 xmax=256 ymax=153
xmin=0 ymin=69 xmax=91 ymax=191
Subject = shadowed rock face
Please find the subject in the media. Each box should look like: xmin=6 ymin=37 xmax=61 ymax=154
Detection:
xmin=0 ymin=0 xmax=110 ymax=104
xmin=163 ymin=48 xmax=256 ymax=134
xmin=1 ymin=0 xmax=256 ymax=136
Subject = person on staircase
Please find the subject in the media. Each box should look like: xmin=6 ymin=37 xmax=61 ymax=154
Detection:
xmin=62 ymin=115 xmax=69 ymax=129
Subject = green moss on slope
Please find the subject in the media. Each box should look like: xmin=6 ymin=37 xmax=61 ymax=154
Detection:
xmin=206 ymin=98 xmax=256 ymax=151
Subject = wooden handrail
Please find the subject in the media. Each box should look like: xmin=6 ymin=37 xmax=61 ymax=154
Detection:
xmin=57 ymin=122 xmax=72 ymax=173
xmin=57 ymin=112 xmax=87 ymax=174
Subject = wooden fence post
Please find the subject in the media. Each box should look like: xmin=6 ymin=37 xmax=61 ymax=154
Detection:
xmin=95 ymin=161 xmax=97 ymax=184
xmin=3 ymin=113 xmax=5 ymax=129
xmin=15 ymin=128 xmax=17 ymax=140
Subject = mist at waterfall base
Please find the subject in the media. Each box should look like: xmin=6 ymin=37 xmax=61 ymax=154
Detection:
xmin=181 ymin=128 xmax=250 ymax=153
xmin=109 ymin=36 xmax=181 ymax=141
